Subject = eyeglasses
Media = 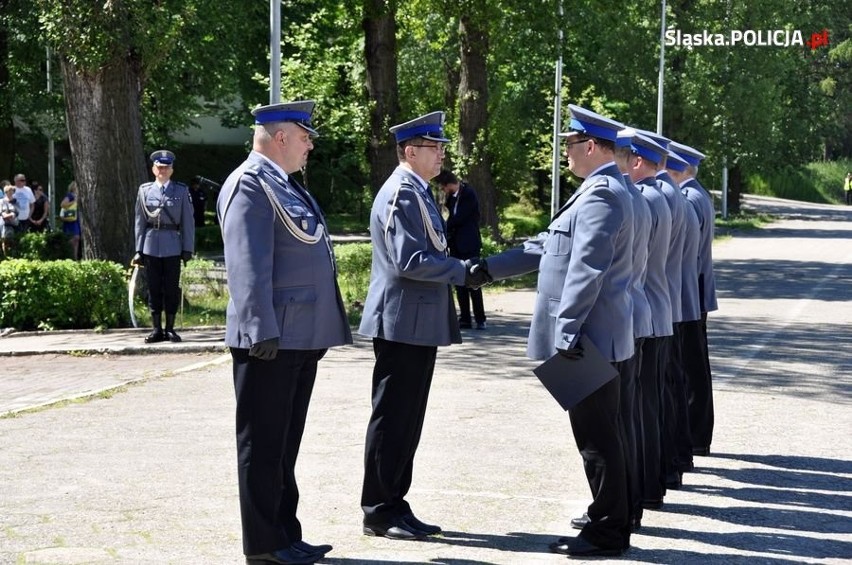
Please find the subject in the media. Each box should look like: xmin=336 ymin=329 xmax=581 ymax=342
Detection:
xmin=411 ymin=144 xmax=445 ymax=153
xmin=564 ymin=138 xmax=592 ymax=147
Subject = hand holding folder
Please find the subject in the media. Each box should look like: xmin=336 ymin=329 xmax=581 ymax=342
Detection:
xmin=533 ymin=335 xmax=618 ymax=410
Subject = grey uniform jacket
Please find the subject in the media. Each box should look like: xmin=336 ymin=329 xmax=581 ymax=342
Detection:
xmin=358 ymin=165 xmax=466 ymax=347
xmin=636 ymin=178 xmax=673 ymax=337
xmin=217 ymin=151 xmax=352 ymax=350
xmin=656 ymin=171 xmax=686 ymax=324
xmin=134 ymin=181 xmax=195 ymax=257
xmin=625 ymin=175 xmax=653 ymax=340
xmin=680 ymin=197 xmax=702 ymax=322
xmin=681 ymin=178 xmax=718 ymax=313
xmin=488 ymin=163 xmax=635 ymax=362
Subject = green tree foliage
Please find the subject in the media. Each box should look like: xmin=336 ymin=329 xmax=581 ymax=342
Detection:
xmin=3 ymin=0 xmax=848 ymax=244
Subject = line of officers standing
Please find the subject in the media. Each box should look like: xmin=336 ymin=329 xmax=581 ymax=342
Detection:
xmin=214 ymin=100 xmax=717 ymax=564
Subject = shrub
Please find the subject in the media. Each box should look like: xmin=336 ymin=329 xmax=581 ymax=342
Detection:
xmin=15 ymin=230 xmax=73 ymax=260
xmin=335 ymin=242 xmax=372 ymax=312
xmin=180 ymin=257 xmax=228 ymax=299
xmin=0 ymin=259 xmax=128 ymax=330
xmin=194 ymin=225 xmax=224 ymax=255
xmin=500 ymin=201 xmax=549 ymax=240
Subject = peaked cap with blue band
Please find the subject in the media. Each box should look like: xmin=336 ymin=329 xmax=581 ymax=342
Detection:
xmin=252 ymin=100 xmax=319 ymax=136
xmin=668 ymin=141 xmax=706 ymax=167
xmin=390 ymin=111 xmax=450 ymax=144
xmin=634 ymin=128 xmax=671 ymax=150
xmin=559 ymin=104 xmax=623 ymax=142
xmin=616 ymin=128 xmax=669 ymax=164
xmin=665 ymin=149 xmax=689 ymax=172
xmin=150 ymin=150 xmax=175 ymax=165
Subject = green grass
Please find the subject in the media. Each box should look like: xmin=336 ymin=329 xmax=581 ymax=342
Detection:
xmin=131 ymin=295 xmax=228 ymax=328
xmin=499 ymin=202 xmax=550 ymax=240
xmin=715 ymin=211 xmax=774 ymax=233
xmin=746 ymin=159 xmax=851 ymax=204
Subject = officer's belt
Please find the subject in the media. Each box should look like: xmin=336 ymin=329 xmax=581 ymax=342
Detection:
xmin=146 ymin=222 xmax=179 ymax=231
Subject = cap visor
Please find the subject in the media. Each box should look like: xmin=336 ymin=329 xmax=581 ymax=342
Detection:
xmin=297 ymin=123 xmax=320 ymax=137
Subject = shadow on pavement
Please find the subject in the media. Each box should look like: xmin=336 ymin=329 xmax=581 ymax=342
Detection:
xmin=716 ymin=453 xmax=852 ymax=475
xmin=640 ymin=525 xmax=852 ymax=560
xmin=709 ymin=317 xmax=852 ymax=402
xmin=659 ymin=499 xmax=852 ymax=535
xmin=627 ymin=546 xmax=812 ymax=564
xmin=695 ymin=463 xmax=852 ymax=495
xmin=714 ymin=258 xmax=850 ymax=302
xmin=319 ymin=529 xmax=558 ymax=564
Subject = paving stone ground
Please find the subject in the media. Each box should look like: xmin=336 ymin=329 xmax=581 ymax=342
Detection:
xmin=0 ymin=194 xmax=850 ymax=565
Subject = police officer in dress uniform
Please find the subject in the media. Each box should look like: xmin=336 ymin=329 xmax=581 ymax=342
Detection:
xmin=217 ymin=100 xmax=352 ymax=565
xmin=480 ymin=105 xmax=635 ymax=557
xmin=626 ymin=130 xmax=674 ymax=510
xmin=133 ymin=150 xmax=194 ymax=343
xmin=670 ymin=141 xmax=718 ymax=456
xmin=358 ymin=111 xmax=485 ymax=541
xmin=644 ymin=141 xmax=689 ymax=491
xmin=664 ymin=149 xmax=700 ymax=478
xmin=612 ymin=128 xmax=654 ymax=533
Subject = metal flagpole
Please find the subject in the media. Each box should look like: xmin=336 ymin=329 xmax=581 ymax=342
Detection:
xmin=46 ymin=47 xmax=56 ymax=220
xmin=656 ymin=0 xmax=667 ymax=134
xmin=551 ymin=0 xmax=564 ymax=218
xmin=270 ymin=0 xmax=281 ymax=104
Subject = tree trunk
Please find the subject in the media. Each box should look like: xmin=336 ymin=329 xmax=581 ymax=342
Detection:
xmin=363 ymin=0 xmax=400 ymax=193
xmin=457 ymin=14 xmax=499 ymax=240
xmin=0 ymin=15 xmax=14 ymax=178
xmin=61 ymin=55 xmax=147 ymax=263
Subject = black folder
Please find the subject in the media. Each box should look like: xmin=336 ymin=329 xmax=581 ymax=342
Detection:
xmin=533 ymin=334 xmax=618 ymax=410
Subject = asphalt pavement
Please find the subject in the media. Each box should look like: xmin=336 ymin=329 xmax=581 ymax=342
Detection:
xmin=0 ymin=194 xmax=850 ymax=564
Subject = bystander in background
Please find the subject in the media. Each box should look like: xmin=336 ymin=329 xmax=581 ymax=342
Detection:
xmin=189 ymin=177 xmax=207 ymax=227
xmin=29 ymin=182 xmax=50 ymax=233
xmin=1 ymin=182 xmax=19 ymax=256
xmin=12 ymin=174 xmax=33 ymax=233
xmin=60 ymin=181 xmax=81 ymax=259
xmin=437 ymin=169 xmax=487 ymax=330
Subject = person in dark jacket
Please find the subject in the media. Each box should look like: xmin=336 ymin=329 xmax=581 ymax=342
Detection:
xmin=437 ymin=170 xmax=486 ymax=329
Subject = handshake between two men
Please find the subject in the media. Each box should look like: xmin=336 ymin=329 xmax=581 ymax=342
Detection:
xmin=462 ymin=257 xmax=493 ymax=289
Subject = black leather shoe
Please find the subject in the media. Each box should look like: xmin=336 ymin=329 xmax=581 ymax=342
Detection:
xmin=630 ymin=516 xmax=642 ymax=532
xmin=458 ymin=321 xmax=472 ymax=329
xmin=246 ymin=546 xmax=319 ymax=564
xmin=549 ymin=536 xmax=624 ymax=557
xmin=692 ymin=446 xmax=710 ymax=456
xmin=163 ymin=329 xmax=182 ymax=343
xmin=665 ymin=471 xmax=683 ymax=489
xmin=363 ymin=516 xmax=427 ymax=540
xmin=291 ymin=540 xmax=332 ymax=556
xmin=642 ymin=498 xmax=663 ymax=510
xmin=475 ymin=322 xmax=487 ymax=330
xmin=145 ymin=328 xmax=165 ymax=343
xmin=570 ymin=512 xmax=589 ymax=530
xmin=402 ymin=512 xmax=441 ymax=535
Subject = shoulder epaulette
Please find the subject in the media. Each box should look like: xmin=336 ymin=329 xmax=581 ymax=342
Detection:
xmin=244 ymin=163 xmax=263 ymax=177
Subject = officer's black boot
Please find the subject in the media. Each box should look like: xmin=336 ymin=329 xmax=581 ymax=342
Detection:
xmin=164 ymin=313 xmax=182 ymax=343
xmin=145 ymin=312 xmax=165 ymax=343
